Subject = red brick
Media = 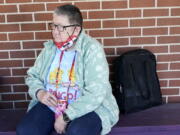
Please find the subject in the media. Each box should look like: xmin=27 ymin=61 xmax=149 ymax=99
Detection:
xmin=34 ymin=0 xmax=58 ymax=2
xmin=0 ymin=42 xmax=20 ymax=50
xmin=106 ymin=56 xmax=118 ymax=64
xmin=170 ymin=45 xmax=180 ymax=52
xmin=157 ymin=54 xmax=180 ymax=62
xmin=84 ymin=21 xmax=101 ymax=29
xmin=170 ymin=27 xmax=180 ymax=34
xmin=103 ymin=20 xmax=128 ymax=28
xmin=104 ymin=48 xmax=115 ymax=55
xmin=75 ymin=2 xmax=100 ymax=10
xmin=35 ymin=32 xmax=52 ymax=40
xmin=161 ymin=88 xmax=179 ymax=95
xmin=89 ymin=30 xmax=114 ymax=37
xmin=162 ymin=97 xmax=167 ymax=103
xmin=130 ymin=19 xmax=155 ymax=27
xmin=143 ymin=9 xmax=169 ymax=17
xmin=24 ymin=59 xmax=35 ymax=67
xmin=0 ymin=69 xmax=11 ymax=76
xmin=12 ymin=68 xmax=28 ymax=76
xmin=109 ymin=65 xmax=114 ymax=74
xmin=143 ymin=28 xmax=168 ymax=35
xmin=21 ymin=23 xmax=46 ymax=31
xmin=46 ymin=3 xmax=71 ymax=11
xmin=0 ymin=5 xmax=17 ymax=13
xmin=0 ymin=52 xmax=9 ymax=59
xmin=10 ymin=50 xmax=35 ymax=58
xmin=117 ymin=47 xmax=140 ymax=54
xmin=144 ymin=46 xmax=168 ymax=53
xmin=157 ymin=18 xmax=180 ymax=26
xmin=27 ymin=94 xmax=32 ymax=100
xmin=158 ymin=0 xmax=180 ymax=7
xmin=13 ymin=85 xmax=28 ymax=92
xmin=157 ymin=63 xmax=169 ymax=70
xmin=0 ymin=0 xmax=4 ymax=3
xmin=96 ymin=39 xmax=103 ymax=44
xmin=0 ymin=102 xmax=13 ymax=109
xmin=116 ymin=29 xmax=141 ymax=36
xmin=89 ymin=11 xmax=114 ymax=19
xmin=0 ymin=86 xmax=11 ymax=93
xmin=116 ymin=10 xmax=141 ymax=18
xmin=6 ymin=0 xmax=32 ymax=3
xmin=169 ymin=80 xmax=180 ymax=87
xmin=82 ymin=11 xmax=88 ymax=19
xmin=171 ymin=8 xmax=180 ymax=16
xmin=0 ymin=77 xmax=25 ymax=85
xmin=1 ymin=93 xmax=26 ymax=101
xmin=168 ymin=96 xmax=180 ymax=103
xmin=0 ymin=60 xmax=22 ymax=67
xmin=158 ymin=71 xmax=180 ymax=79
xmin=104 ymin=38 xmax=129 ymax=46
xmin=23 ymin=41 xmax=44 ymax=49
xmin=0 ymin=24 xmax=19 ymax=32
xmin=35 ymin=13 xmax=52 ymax=21
xmin=159 ymin=80 xmax=168 ymax=87
xmin=0 ymin=15 xmax=5 ymax=22
xmin=170 ymin=63 xmax=180 ymax=70
xmin=131 ymin=37 xmax=155 ymax=44
xmin=9 ymin=32 xmax=34 ymax=40
xmin=19 ymin=4 xmax=45 ymax=12
xmin=158 ymin=36 xmax=180 ymax=44
xmin=0 ymin=34 xmax=7 ymax=41
xmin=15 ymin=101 xmax=29 ymax=109
xmin=130 ymin=0 xmax=155 ymax=7
xmin=7 ymin=14 xmax=32 ymax=22
xmin=102 ymin=1 xmax=127 ymax=9
xmin=36 ymin=50 xmax=41 ymax=56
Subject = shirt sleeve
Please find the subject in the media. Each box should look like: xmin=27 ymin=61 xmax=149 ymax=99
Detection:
xmin=65 ymin=42 xmax=111 ymax=120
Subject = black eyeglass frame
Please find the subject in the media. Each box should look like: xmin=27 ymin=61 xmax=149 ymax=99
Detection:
xmin=49 ymin=23 xmax=81 ymax=32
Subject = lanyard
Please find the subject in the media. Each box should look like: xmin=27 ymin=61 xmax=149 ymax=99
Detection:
xmin=55 ymin=50 xmax=77 ymax=103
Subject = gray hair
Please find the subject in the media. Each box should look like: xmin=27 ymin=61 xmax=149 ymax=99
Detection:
xmin=54 ymin=4 xmax=83 ymax=26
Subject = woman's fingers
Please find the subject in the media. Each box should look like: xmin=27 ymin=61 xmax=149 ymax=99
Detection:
xmin=37 ymin=90 xmax=58 ymax=107
xmin=45 ymin=93 xmax=58 ymax=107
xmin=49 ymin=94 xmax=58 ymax=106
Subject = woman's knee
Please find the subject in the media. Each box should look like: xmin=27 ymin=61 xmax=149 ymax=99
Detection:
xmin=16 ymin=121 xmax=42 ymax=135
xmin=16 ymin=121 xmax=30 ymax=135
xmin=66 ymin=123 xmax=82 ymax=135
xmin=66 ymin=112 xmax=102 ymax=135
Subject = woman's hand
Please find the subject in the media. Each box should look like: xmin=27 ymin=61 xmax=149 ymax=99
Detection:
xmin=37 ymin=90 xmax=58 ymax=107
xmin=54 ymin=115 xmax=67 ymax=134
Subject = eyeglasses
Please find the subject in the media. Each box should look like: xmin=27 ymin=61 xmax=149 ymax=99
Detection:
xmin=49 ymin=23 xmax=80 ymax=32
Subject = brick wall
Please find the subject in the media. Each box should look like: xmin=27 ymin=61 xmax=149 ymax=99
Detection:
xmin=0 ymin=0 xmax=180 ymax=109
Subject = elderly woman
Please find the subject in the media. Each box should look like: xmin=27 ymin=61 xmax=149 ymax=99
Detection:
xmin=16 ymin=4 xmax=119 ymax=135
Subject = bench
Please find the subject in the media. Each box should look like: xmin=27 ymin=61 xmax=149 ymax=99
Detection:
xmin=1 ymin=103 xmax=180 ymax=135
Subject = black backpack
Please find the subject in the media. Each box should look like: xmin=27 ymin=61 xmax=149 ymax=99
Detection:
xmin=114 ymin=49 xmax=162 ymax=114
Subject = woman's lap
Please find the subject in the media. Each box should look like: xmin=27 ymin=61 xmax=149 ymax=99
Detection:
xmin=16 ymin=102 xmax=102 ymax=135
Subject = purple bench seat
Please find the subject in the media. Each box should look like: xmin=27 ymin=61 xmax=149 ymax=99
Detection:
xmin=1 ymin=103 xmax=180 ymax=135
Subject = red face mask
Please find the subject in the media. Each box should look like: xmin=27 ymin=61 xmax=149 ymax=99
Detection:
xmin=54 ymin=35 xmax=77 ymax=51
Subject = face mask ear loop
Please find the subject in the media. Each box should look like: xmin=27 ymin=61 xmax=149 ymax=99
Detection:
xmin=66 ymin=26 xmax=77 ymax=41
